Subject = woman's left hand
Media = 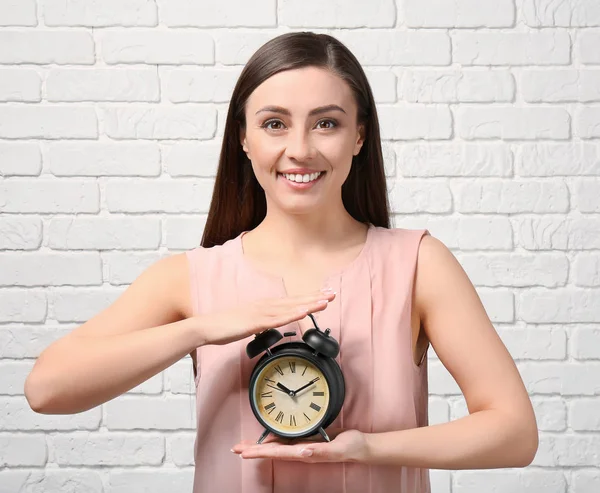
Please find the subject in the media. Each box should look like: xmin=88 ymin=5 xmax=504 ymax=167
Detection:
xmin=231 ymin=428 xmax=369 ymax=463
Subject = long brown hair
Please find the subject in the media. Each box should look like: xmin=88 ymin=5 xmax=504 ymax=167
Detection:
xmin=201 ymin=31 xmax=391 ymax=248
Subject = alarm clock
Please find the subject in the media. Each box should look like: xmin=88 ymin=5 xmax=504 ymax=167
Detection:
xmin=246 ymin=313 xmax=345 ymax=445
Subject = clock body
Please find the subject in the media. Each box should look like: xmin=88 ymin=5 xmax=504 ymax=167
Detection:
xmin=248 ymin=342 xmax=345 ymax=439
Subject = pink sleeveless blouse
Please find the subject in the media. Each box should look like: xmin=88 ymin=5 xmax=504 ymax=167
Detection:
xmin=185 ymin=225 xmax=431 ymax=493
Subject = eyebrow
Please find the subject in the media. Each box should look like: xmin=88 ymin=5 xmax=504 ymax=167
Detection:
xmin=255 ymin=104 xmax=347 ymax=116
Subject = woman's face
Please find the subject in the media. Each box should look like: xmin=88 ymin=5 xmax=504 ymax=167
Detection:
xmin=240 ymin=66 xmax=365 ymax=215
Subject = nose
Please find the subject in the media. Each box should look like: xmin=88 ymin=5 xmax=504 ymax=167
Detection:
xmin=284 ymin=127 xmax=316 ymax=162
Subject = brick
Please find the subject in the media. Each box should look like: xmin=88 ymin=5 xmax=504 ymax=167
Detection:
xmin=164 ymin=216 xmax=206 ymax=250
xmin=169 ymin=433 xmax=195 ymax=466
xmin=279 ymin=0 xmax=394 ymax=27
xmin=109 ymin=470 xmax=194 ymax=493
xmin=515 ymin=216 xmax=600 ymax=250
xmin=531 ymin=398 xmax=568 ymax=431
xmin=0 ymin=142 xmax=41 ymax=176
xmin=497 ymin=327 xmax=567 ymax=360
xmin=523 ymin=0 xmax=600 ymax=27
xmin=161 ymin=141 xmax=220 ymax=177
xmin=456 ymin=107 xmax=570 ymax=140
xmin=572 ymin=179 xmax=600 ymax=212
xmin=0 ymin=360 xmax=34 ymax=395
xmin=49 ymin=288 xmax=123 ymax=323
xmin=0 ymin=470 xmax=104 ymax=492
xmin=0 ymin=0 xmax=36 ymax=26
xmin=0 ymin=106 xmax=97 ymax=139
xmin=0 ymin=180 xmax=99 ymax=213
xmin=454 ymin=470 xmax=566 ymax=493
xmin=535 ymin=435 xmax=600 ymax=466
xmin=570 ymin=399 xmax=600 ymax=430
xmin=102 ymin=106 xmax=215 ymax=139
xmin=0 ymin=434 xmax=46 ymax=466
xmin=101 ymin=31 xmax=213 ymax=65
xmin=0 ymin=216 xmax=42 ymax=249
xmin=579 ymin=31 xmax=600 ymax=64
xmin=0 ymin=397 xmax=101 ymax=430
xmin=572 ymin=327 xmax=600 ymax=358
xmin=576 ymin=107 xmax=600 ymax=138
xmin=397 ymin=143 xmax=512 ymax=177
xmin=388 ymin=180 xmax=452 ymax=213
xmin=0 ymin=326 xmax=73 ymax=358
xmin=457 ymin=253 xmax=568 ymax=287
xmin=0 ymin=30 xmax=94 ymax=64
xmin=519 ymin=289 xmax=600 ymax=323
xmin=163 ymin=67 xmax=242 ymax=103
xmin=43 ymin=0 xmax=157 ymax=27
xmin=47 ymin=217 xmax=161 ymax=250
xmin=47 ymin=68 xmax=159 ymax=102
xmin=0 ymin=252 xmax=102 ymax=287
xmin=105 ymin=396 xmax=195 ymax=430
xmin=404 ymin=0 xmax=514 ymax=27
xmin=334 ymin=30 xmax=451 ymax=66
xmin=453 ymin=31 xmax=570 ymax=65
xmin=400 ymin=68 xmax=514 ymax=103
xmin=105 ymin=180 xmax=214 ymax=213
xmin=47 ymin=141 xmax=160 ymax=176
xmin=515 ymin=143 xmax=600 ymax=176
xmin=453 ymin=181 xmax=569 ymax=213
xmin=379 ymin=105 xmax=452 ymax=140
xmin=0 ymin=290 xmax=46 ymax=323
xmin=103 ymin=252 xmax=165 ymax=285
xmin=0 ymin=68 xmax=41 ymax=101
xmin=159 ymin=0 xmax=276 ymax=27
xmin=49 ymin=432 xmax=164 ymax=465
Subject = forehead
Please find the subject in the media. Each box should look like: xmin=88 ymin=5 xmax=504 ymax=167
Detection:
xmin=246 ymin=66 xmax=355 ymax=113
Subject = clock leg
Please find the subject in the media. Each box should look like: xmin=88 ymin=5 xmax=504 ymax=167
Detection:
xmin=256 ymin=428 xmax=271 ymax=444
xmin=317 ymin=427 xmax=330 ymax=443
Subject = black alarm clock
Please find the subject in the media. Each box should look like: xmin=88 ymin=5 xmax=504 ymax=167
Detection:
xmin=246 ymin=313 xmax=345 ymax=445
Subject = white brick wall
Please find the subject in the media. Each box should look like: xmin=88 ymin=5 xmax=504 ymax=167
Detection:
xmin=0 ymin=0 xmax=598 ymax=492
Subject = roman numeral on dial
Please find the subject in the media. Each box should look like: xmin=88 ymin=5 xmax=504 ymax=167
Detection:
xmin=290 ymin=414 xmax=296 ymax=426
xmin=275 ymin=411 xmax=284 ymax=423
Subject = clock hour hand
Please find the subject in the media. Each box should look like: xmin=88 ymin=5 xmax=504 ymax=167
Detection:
xmin=266 ymin=383 xmax=290 ymax=395
xmin=292 ymin=377 xmax=320 ymax=395
xmin=276 ymin=382 xmax=295 ymax=396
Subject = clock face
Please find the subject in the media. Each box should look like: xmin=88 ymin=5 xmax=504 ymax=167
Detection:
xmin=251 ymin=355 xmax=330 ymax=436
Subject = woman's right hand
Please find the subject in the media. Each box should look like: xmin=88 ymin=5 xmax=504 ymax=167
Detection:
xmin=196 ymin=288 xmax=337 ymax=346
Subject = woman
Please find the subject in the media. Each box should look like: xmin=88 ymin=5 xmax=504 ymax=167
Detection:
xmin=24 ymin=32 xmax=538 ymax=492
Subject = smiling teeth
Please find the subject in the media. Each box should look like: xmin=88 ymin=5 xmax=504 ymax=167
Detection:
xmin=282 ymin=172 xmax=323 ymax=183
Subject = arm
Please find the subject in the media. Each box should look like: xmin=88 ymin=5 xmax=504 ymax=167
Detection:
xmin=362 ymin=235 xmax=539 ymax=469
xmin=24 ymin=253 xmax=202 ymax=415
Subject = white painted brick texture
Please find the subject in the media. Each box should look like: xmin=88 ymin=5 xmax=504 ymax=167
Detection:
xmin=0 ymin=0 xmax=598 ymax=492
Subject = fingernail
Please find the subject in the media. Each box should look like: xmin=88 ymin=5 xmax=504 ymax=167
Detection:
xmin=299 ymin=448 xmax=313 ymax=457
xmin=320 ymin=287 xmax=334 ymax=293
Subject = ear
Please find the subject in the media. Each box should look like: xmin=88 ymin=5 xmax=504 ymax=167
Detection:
xmin=239 ymin=125 xmax=249 ymax=153
xmin=354 ymin=124 xmax=365 ymax=156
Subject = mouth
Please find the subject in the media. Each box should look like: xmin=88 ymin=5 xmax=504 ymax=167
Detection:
xmin=277 ymin=171 xmax=326 ymax=185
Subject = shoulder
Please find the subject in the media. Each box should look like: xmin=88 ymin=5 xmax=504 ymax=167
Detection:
xmin=412 ymin=232 xmax=472 ymax=322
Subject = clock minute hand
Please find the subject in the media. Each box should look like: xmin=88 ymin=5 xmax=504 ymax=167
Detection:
xmin=292 ymin=377 xmax=320 ymax=395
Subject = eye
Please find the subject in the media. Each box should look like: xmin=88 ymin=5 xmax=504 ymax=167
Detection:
xmin=260 ymin=119 xmax=338 ymax=131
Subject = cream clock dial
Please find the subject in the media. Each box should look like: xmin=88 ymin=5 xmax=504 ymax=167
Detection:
xmin=252 ymin=355 xmax=330 ymax=435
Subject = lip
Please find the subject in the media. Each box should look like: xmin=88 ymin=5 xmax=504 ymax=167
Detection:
xmin=277 ymin=170 xmax=325 ymax=189
xmin=278 ymin=168 xmax=324 ymax=175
